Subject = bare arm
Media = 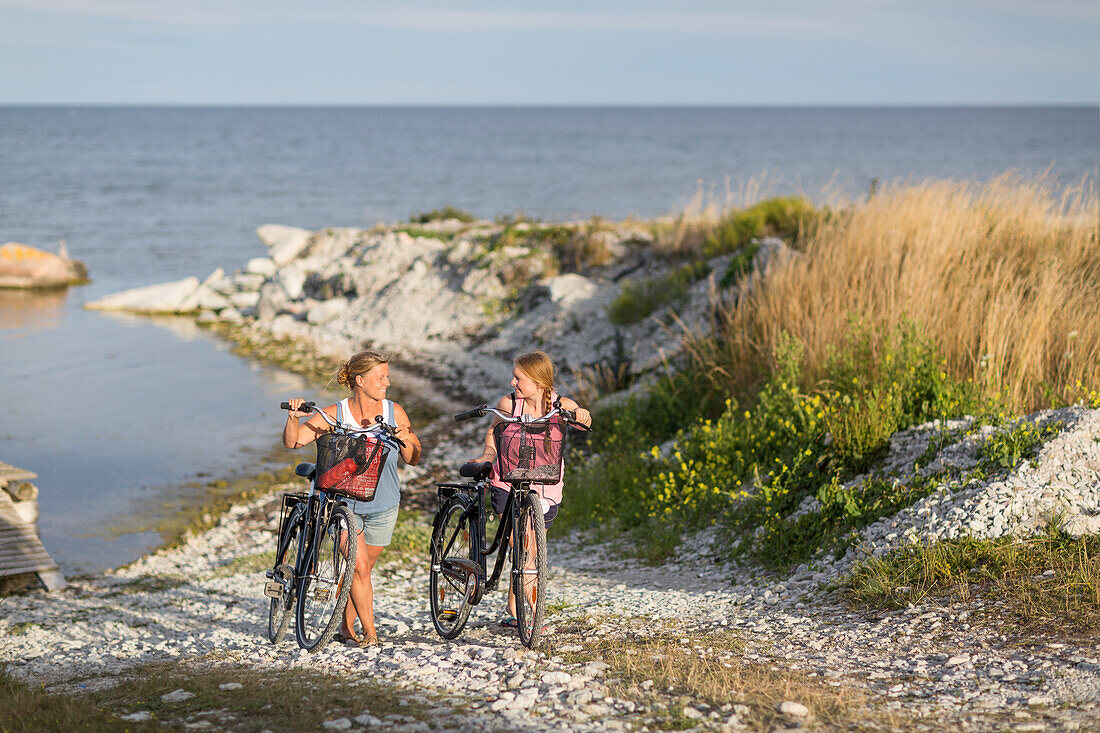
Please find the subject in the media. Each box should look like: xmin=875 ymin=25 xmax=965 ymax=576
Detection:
xmin=282 ymin=399 xmax=334 ymax=449
xmin=392 ymin=403 xmax=421 ymax=466
xmin=559 ymin=396 xmax=592 ymax=428
xmin=473 ymin=395 xmax=512 ymax=463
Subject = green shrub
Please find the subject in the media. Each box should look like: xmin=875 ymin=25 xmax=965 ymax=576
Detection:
xmin=410 ymin=205 xmax=474 ymax=223
xmin=704 ymin=197 xmax=816 ymax=259
xmin=607 ymin=261 xmax=711 ymax=325
xmin=820 ymin=319 xmax=983 ymax=474
xmin=978 ymin=419 xmax=1064 ymax=472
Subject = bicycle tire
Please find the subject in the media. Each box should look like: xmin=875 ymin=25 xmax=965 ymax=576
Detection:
xmin=295 ymin=504 xmax=357 ymax=652
xmin=514 ymin=492 xmax=547 ymax=648
xmin=429 ymin=499 xmax=476 ymax=639
xmin=267 ymin=513 xmax=302 ymax=644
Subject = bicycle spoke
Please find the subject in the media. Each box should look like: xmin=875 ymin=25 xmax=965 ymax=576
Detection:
xmin=295 ymin=505 xmax=357 ymax=652
xmin=514 ymin=493 xmax=547 ymax=648
xmin=430 ymin=500 xmax=476 ymax=639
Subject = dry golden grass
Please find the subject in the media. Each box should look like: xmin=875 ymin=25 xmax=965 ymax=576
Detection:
xmin=846 ymin=531 xmax=1100 ymax=640
xmin=686 ymin=174 xmax=1100 ymax=413
xmin=549 ymin=625 xmax=911 ymax=731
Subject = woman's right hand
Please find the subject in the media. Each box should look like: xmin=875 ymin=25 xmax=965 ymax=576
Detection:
xmin=286 ymin=397 xmax=310 ymax=419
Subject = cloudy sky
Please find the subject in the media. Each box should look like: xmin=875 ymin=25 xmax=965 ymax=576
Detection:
xmin=1 ymin=0 xmax=1096 ymax=105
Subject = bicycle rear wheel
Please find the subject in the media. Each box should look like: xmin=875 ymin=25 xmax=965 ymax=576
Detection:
xmin=295 ymin=504 xmax=357 ymax=652
xmin=267 ymin=514 xmax=302 ymax=644
xmin=429 ymin=499 xmax=477 ymax=639
xmin=514 ymin=492 xmax=547 ymax=648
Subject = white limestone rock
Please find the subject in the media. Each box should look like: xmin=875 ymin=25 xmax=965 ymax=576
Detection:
xmin=85 ymin=277 xmax=200 ymax=314
xmin=246 ymin=257 xmax=277 ymax=277
xmin=257 ymin=224 xmax=313 ymax=266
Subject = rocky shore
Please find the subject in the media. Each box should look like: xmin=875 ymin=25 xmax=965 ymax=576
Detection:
xmin=83 ymin=219 xmax=776 ymax=401
xmin=3 ymin=218 xmax=1098 ymax=730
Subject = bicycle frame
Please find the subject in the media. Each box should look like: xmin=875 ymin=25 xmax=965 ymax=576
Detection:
xmin=433 ymin=475 xmax=532 ymax=606
xmin=266 ymin=472 xmax=331 ymax=602
xmin=430 ymin=400 xmax=585 ymax=645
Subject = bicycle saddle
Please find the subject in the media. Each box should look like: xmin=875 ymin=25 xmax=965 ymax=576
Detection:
xmin=295 ymin=462 xmax=315 ymax=478
xmin=459 ymin=461 xmax=492 ymax=479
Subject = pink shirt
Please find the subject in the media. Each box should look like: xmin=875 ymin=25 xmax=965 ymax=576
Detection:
xmin=489 ymin=391 xmax=566 ymax=506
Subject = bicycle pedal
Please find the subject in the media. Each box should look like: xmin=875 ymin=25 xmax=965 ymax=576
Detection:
xmin=263 ymin=581 xmax=284 ymax=599
xmin=313 ymin=588 xmax=331 ymax=602
xmin=438 ymin=609 xmax=458 ymax=620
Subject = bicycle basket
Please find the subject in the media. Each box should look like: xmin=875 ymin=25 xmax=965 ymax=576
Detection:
xmin=492 ymin=417 xmax=568 ymax=485
xmin=314 ymin=432 xmax=387 ymax=501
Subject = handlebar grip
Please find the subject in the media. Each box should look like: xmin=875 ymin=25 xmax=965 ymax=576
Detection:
xmin=454 ymin=404 xmax=487 ymax=423
xmin=281 ymin=401 xmax=316 ymax=412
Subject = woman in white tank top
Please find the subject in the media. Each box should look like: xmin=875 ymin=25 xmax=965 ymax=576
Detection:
xmin=283 ymin=351 xmax=421 ymax=647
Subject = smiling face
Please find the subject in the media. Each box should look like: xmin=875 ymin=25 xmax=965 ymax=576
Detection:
xmin=510 ymin=364 xmax=541 ymax=401
xmin=355 ymin=362 xmax=390 ymax=401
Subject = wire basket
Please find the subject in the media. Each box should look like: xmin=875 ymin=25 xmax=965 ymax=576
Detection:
xmin=314 ymin=432 xmax=387 ymax=501
xmin=492 ymin=417 xmax=568 ymax=485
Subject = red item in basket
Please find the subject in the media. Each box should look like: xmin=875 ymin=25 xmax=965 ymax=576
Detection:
xmin=317 ymin=456 xmax=360 ymax=490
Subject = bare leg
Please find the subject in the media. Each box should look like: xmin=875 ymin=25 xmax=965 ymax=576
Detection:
xmin=504 ymin=520 xmax=538 ymax=619
xmin=344 ymin=533 xmax=385 ymax=642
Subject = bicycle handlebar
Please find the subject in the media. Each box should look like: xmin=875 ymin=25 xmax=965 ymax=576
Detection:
xmin=452 ymin=403 xmax=589 ymax=430
xmin=453 ymin=404 xmax=487 ymax=423
xmin=281 ymin=401 xmax=406 ymax=447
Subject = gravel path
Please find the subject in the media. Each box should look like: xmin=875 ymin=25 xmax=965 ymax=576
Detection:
xmin=4 ymin=408 xmax=1100 ymax=731
xmin=2 ymin=486 xmax=1099 ymax=732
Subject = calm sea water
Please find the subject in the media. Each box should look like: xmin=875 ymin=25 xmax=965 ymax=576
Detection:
xmin=1 ymin=106 xmax=1096 ymax=573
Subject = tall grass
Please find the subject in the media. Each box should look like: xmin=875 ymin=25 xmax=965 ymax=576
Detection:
xmin=686 ymin=175 xmax=1100 ymax=413
xmin=561 ymin=175 xmax=1100 ymax=569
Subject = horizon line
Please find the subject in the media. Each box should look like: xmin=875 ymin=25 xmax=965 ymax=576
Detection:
xmin=1 ymin=101 xmax=1096 ymax=110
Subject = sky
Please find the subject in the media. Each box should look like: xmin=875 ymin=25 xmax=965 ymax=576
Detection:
xmin=0 ymin=0 xmax=1097 ymax=106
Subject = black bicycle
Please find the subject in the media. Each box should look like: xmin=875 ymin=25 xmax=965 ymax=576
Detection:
xmin=265 ymin=402 xmax=403 ymax=652
xmin=428 ymin=401 xmax=587 ymax=648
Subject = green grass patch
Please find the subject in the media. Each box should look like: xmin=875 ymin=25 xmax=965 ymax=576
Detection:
xmin=977 ymin=418 xmax=1064 ymax=473
xmin=386 ymin=508 xmax=433 ymax=564
xmin=607 ymin=260 xmax=711 ymax=325
xmin=844 ymin=529 xmax=1100 ymax=638
xmin=704 ymin=196 xmax=817 ymax=259
xmin=545 ymin=622 xmax=907 ymax=732
xmin=409 ymin=205 xmax=474 ymax=223
xmin=392 ymin=225 xmax=459 ymax=242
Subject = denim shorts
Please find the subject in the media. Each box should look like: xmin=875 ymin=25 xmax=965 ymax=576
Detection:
xmin=346 ymin=503 xmax=399 ymax=547
xmin=490 ymin=487 xmax=558 ymax=530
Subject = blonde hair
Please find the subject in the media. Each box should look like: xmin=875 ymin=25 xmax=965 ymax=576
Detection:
xmin=336 ymin=350 xmax=388 ymax=391
xmin=515 ymin=350 xmax=555 ymax=415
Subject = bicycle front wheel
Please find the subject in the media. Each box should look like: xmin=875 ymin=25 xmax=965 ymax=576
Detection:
xmin=429 ymin=499 xmax=476 ymax=639
xmin=514 ymin=492 xmax=547 ymax=648
xmin=295 ymin=504 xmax=357 ymax=652
xmin=267 ymin=513 xmax=302 ymax=644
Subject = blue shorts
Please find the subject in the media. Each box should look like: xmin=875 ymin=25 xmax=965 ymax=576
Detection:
xmin=346 ymin=503 xmax=399 ymax=546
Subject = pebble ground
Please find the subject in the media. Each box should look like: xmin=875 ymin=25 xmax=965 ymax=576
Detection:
xmin=2 ymin=486 xmax=1099 ymax=732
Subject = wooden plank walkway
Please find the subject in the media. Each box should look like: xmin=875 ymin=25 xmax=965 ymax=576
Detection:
xmin=0 ymin=461 xmax=66 ymax=592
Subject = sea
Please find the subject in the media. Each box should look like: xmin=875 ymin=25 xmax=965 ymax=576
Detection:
xmin=1 ymin=106 xmax=1097 ymax=574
